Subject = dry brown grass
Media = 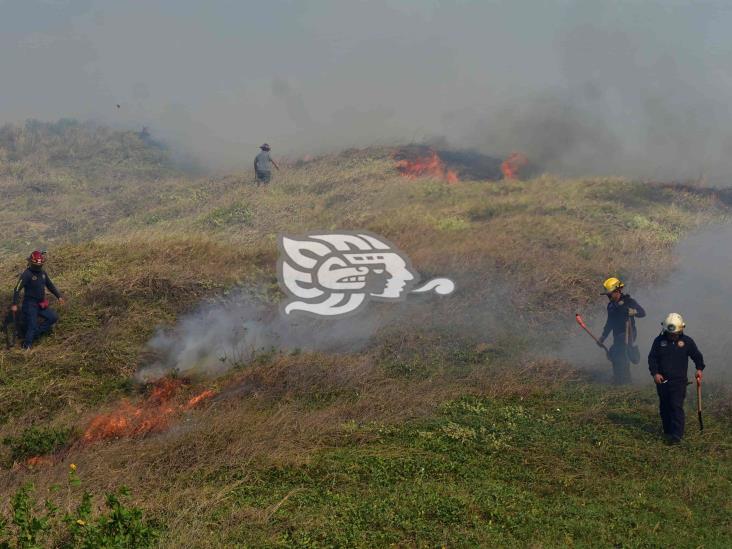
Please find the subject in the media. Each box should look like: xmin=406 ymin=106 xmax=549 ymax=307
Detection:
xmin=0 ymin=234 xmax=274 ymax=428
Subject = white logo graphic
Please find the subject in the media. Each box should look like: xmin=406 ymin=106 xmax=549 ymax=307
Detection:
xmin=278 ymin=231 xmax=455 ymax=317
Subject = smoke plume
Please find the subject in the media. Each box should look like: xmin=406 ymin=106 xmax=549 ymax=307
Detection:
xmin=136 ymin=271 xmax=519 ymax=383
xmin=3 ymin=1 xmax=732 ymax=181
xmin=136 ymin=290 xmax=383 ymax=382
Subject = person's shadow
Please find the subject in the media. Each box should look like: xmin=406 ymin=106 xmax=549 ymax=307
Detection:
xmin=607 ymin=412 xmax=659 ymax=436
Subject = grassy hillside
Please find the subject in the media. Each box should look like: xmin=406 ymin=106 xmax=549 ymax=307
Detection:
xmin=0 ymin=119 xmax=179 ymax=256
xmin=0 ymin=123 xmax=730 ymax=547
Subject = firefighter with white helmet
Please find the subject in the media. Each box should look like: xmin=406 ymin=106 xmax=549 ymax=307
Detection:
xmin=648 ymin=312 xmax=705 ymax=443
xmin=598 ymin=277 xmax=646 ymax=384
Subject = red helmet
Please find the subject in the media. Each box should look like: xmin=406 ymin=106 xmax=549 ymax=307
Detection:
xmin=28 ymin=250 xmax=45 ymax=266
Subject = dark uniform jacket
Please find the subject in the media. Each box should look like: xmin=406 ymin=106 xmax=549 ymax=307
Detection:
xmin=601 ymin=294 xmax=646 ymax=341
xmin=12 ymin=268 xmax=62 ymax=305
xmin=648 ymin=333 xmax=705 ymax=381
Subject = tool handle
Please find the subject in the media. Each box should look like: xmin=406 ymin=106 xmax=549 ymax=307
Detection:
xmin=575 ymin=314 xmax=610 ymax=353
xmin=696 ymin=381 xmax=702 ymax=412
xmin=696 ymin=380 xmax=704 ymax=431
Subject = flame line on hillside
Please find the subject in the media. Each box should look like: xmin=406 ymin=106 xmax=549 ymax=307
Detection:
xmin=82 ymin=378 xmax=216 ymax=444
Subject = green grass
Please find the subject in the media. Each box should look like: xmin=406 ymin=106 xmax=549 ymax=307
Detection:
xmin=192 ymin=387 xmax=732 ymax=548
xmin=2 ymin=425 xmax=75 ymax=463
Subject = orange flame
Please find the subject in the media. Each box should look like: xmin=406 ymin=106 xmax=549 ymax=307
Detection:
xmin=26 ymin=456 xmax=53 ymax=467
xmin=395 ymin=149 xmax=459 ymax=183
xmin=500 ymin=152 xmax=529 ymax=180
xmin=185 ymin=389 xmax=216 ymax=409
xmin=150 ymin=377 xmax=183 ymax=403
xmin=82 ymin=379 xmax=216 ymax=444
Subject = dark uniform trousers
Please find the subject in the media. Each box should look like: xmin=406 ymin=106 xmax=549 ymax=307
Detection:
xmin=648 ymin=333 xmax=704 ymax=441
xmin=656 ymin=380 xmax=686 ymax=439
xmin=22 ymin=301 xmax=58 ymax=348
xmin=609 ymin=341 xmax=631 ymax=385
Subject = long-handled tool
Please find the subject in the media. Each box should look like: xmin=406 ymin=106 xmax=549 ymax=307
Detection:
xmin=696 ymin=379 xmax=704 ymax=431
xmin=575 ymin=313 xmax=610 ymax=360
xmin=3 ymin=307 xmax=17 ymax=350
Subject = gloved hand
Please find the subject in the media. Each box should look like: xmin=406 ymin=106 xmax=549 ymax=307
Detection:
xmin=10 ymin=304 xmax=18 ymax=312
xmin=627 ymin=308 xmax=638 ymax=317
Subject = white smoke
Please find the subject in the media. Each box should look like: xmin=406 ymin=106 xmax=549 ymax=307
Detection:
xmin=135 ymin=268 xmax=523 ymax=383
xmin=135 ymin=289 xmax=387 ymax=383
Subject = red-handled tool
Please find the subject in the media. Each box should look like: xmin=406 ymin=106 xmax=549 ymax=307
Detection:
xmin=576 ymin=313 xmax=611 ymax=361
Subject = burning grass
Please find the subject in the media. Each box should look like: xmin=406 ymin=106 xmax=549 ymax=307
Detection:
xmin=0 ymin=377 xmax=218 ymax=471
xmin=500 ymin=151 xmax=531 ymax=179
xmin=394 ymin=145 xmax=535 ymax=182
xmin=82 ymin=378 xmax=182 ymax=443
xmin=82 ymin=381 xmax=216 ymax=444
xmin=393 ymin=146 xmax=459 ymax=183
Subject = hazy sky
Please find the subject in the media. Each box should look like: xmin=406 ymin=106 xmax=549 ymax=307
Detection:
xmin=2 ymin=0 xmax=732 ymax=179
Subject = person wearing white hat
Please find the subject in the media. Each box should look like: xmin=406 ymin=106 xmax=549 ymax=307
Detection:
xmin=648 ymin=313 xmax=705 ymax=444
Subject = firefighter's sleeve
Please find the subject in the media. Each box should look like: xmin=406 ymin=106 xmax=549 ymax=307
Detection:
xmin=600 ymin=315 xmax=612 ymax=340
xmin=12 ymin=273 xmax=27 ymax=304
xmin=687 ymin=338 xmax=705 ymax=371
xmin=45 ymin=275 xmax=62 ymax=299
xmin=628 ymin=297 xmax=646 ymax=318
xmin=648 ymin=338 xmax=660 ymax=376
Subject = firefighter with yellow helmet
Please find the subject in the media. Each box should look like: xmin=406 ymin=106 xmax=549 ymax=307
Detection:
xmin=598 ymin=277 xmax=646 ymax=384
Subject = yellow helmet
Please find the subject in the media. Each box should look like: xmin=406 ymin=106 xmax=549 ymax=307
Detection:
xmin=602 ymin=277 xmax=624 ymax=294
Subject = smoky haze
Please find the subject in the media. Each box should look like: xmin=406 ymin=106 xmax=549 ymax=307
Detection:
xmin=135 ymin=271 xmax=519 ymax=383
xmin=633 ymin=225 xmax=732 ymax=382
xmin=2 ymin=0 xmax=732 ymax=181
xmin=561 ymin=225 xmax=732 ymax=383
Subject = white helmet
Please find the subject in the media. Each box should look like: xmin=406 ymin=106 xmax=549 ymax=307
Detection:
xmin=662 ymin=313 xmax=685 ymax=334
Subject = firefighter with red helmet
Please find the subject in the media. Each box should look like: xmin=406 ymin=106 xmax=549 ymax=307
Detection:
xmin=11 ymin=250 xmax=65 ymax=350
